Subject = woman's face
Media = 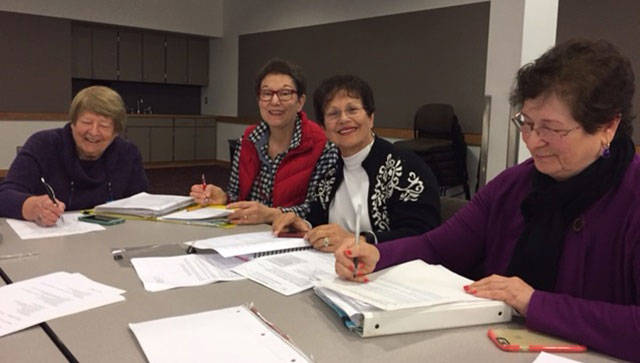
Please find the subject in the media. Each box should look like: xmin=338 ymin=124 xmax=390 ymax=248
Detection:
xmin=521 ymin=93 xmax=618 ymax=181
xmin=323 ymin=90 xmax=374 ymax=157
xmin=257 ymin=73 xmax=305 ymax=131
xmin=71 ymin=111 xmax=117 ymax=160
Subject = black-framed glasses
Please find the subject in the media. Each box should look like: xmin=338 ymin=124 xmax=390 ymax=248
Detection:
xmin=258 ymin=89 xmax=298 ymax=102
xmin=511 ymin=112 xmax=581 ymax=143
xmin=324 ymin=106 xmax=364 ymax=122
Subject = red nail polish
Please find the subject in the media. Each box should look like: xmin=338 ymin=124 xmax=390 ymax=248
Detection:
xmin=363 ymin=277 xmax=369 ymax=283
xmin=463 ymin=285 xmax=469 ymax=291
xmin=348 ymin=265 xmax=353 ymax=272
xmin=358 ymin=262 xmax=365 ymax=269
xmin=470 ymin=289 xmax=477 ymax=294
xmin=345 ymin=250 xmax=352 ymax=256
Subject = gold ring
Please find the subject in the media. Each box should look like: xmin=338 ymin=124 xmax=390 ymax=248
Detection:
xmin=244 ymin=215 xmax=248 ymax=220
xmin=322 ymin=237 xmax=329 ymax=248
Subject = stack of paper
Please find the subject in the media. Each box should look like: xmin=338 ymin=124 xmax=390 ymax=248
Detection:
xmin=315 ymin=260 xmax=512 ymax=337
xmin=0 ymin=272 xmax=125 ymax=337
xmin=6 ymin=212 xmax=105 ymax=240
xmin=158 ymin=207 xmax=232 ymax=221
xmin=130 ymin=254 xmax=246 ymax=292
xmin=232 ymin=250 xmax=336 ymax=296
xmin=94 ymin=192 xmax=193 ymax=217
xmin=130 ymin=305 xmax=311 ymax=363
xmin=191 ymin=231 xmax=311 ymax=257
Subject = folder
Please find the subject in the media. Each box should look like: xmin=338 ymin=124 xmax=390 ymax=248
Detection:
xmin=315 ymin=260 xmax=512 ymax=337
xmin=94 ymin=192 xmax=194 ymax=217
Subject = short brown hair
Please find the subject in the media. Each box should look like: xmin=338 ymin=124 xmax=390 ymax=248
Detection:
xmin=254 ymin=58 xmax=306 ymax=97
xmin=69 ymin=86 xmax=127 ymax=133
xmin=511 ymin=39 xmax=635 ymax=137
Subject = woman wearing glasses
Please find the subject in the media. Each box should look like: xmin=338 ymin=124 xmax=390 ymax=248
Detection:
xmin=190 ymin=59 xmax=338 ymax=224
xmin=333 ymin=39 xmax=640 ymax=361
xmin=272 ymin=75 xmax=440 ymax=251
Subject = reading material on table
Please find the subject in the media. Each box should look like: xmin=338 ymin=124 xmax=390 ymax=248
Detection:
xmin=190 ymin=231 xmax=311 ymax=258
xmin=130 ymin=253 xmax=246 ymax=292
xmin=315 ymin=260 xmax=511 ymax=337
xmin=157 ymin=206 xmax=232 ymax=221
xmin=232 ymin=250 xmax=336 ymax=296
xmin=5 ymin=212 xmax=105 ymax=240
xmin=130 ymin=304 xmax=311 ymax=363
xmin=0 ymin=271 xmax=125 ymax=337
xmin=94 ymin=192 xmax=193 ymax=217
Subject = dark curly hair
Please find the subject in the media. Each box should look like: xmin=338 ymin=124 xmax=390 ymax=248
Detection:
xmin=254 ymin=58 xmax=306 ymax=97
xmin=511 ymin=39 xmax=635 ymax=137
xmin=313 ymin=74 xmax=375 ymax=126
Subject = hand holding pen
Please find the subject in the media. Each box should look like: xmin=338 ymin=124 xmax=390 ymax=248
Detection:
xmin=21 ymin=178 xmax=65 ymax=227
xmin=189 ymin=172 xmax=228 ymax=206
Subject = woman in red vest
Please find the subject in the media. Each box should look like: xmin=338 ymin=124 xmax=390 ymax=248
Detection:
xmin=190 ymin=59 xmax=338 ymax=224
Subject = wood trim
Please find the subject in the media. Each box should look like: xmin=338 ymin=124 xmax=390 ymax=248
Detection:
xmin=215 ymin=115 xmax=258 ymax=125
xmin=143 ymin=159 xmax=230 ymax=169
xmin=0 ymin=112 xmax=218 ymax=121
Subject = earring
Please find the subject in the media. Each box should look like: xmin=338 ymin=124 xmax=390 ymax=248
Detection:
xmin=601 ymin=141 xmax=611 ymax=158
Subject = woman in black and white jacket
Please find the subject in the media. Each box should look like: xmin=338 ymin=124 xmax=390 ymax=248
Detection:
xmin=273 ymin=75 xmax=440 ymax=251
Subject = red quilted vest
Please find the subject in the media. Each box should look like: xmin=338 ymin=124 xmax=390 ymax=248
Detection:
xmin=237 ymin=112 xmax=327 ymax=207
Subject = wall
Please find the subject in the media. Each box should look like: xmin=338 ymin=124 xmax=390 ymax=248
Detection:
xmin=0 ymin=0 xmax=223 ymax=37
xmin=0 ymin=121 xmax=67 ymax=169
xmin=236 ymin=4 xmax=489 ymax=134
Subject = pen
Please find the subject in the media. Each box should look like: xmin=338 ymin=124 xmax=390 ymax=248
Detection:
xmin=40 ymin=177 xmax=64 ymax=223
xmin=353 ymin=204 xmax=362 ymax=278
xmin=201 ymin=173 xmax=207 ymax=191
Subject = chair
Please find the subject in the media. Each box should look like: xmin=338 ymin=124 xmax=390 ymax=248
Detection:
xmin=440 ymin=196 xmax=468 ymax=221
xmin=394 ymin=104 xmax=470 ymax=199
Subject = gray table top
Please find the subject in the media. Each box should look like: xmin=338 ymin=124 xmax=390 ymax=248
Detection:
xmin=0 ymin=219 xmax=622 ymax=362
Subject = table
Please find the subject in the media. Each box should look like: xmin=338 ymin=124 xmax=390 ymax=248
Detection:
xmin=0 ymin=219 xmax=623 ymax=362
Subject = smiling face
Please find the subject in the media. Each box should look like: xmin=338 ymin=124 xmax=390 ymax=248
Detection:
xmin=323 ymin=90 xmax=374 ymax=157
xmin=257 ymin=73 xmax=305 ymax=131
xmin=522 ymin=93 xmax=617 ymax=181
xmin=71 ymin=111 xmax=117 ymax=160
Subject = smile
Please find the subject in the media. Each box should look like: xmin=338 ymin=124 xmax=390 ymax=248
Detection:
xmin=338 ymin=127 xmax=357 ymax=135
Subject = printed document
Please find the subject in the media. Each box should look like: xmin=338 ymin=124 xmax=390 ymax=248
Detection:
xmin=130 ymin=305 xmax=311 ymax=363
xmin=0 ymin=272 xmax=125 ymax=337
xmin=131 ymin=253 xmax=246 ymax=292
xmin=318 ymin=260 xmax=492 ymax=310
xmin=6 ymin=212 xmax=105 ymax=240
xmin=232 ymin=250 xmax=336 ymax=296
xmin=191 ymin=231 xmax=310 ymax=257
xmin=157 ymin=207 xmax=232 ymax=221
xmin=94 ymin=192 xmax=193 ymax=217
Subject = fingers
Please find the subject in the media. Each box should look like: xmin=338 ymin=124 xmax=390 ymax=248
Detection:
xmin=272 ymin=212 xmax=298 ymax=235
xmin=465 ymin=274 xmax=534 ymax=316
xmin=189 ymin=183 xmax=210 ymax=204
xmin=335 ymin=260 xmax=370 ymax=282
xmin=228 ymin=201 xmax=258 ymax=224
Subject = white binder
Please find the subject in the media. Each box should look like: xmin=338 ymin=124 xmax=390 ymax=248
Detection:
xmin=315 ymin=260 xmax=513 ymax=337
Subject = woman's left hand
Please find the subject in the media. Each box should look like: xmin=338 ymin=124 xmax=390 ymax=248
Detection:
xmin=306 ymin=224 xmax=356 ymax=252
xmin=226 ymin=201 xmax=281 ymax=224
xmin=465 ymin=274 xmax=534 ymax=316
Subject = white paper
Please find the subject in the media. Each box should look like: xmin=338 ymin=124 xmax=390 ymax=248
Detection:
xmin=533 ymin=352 xmax=582 ymax=363
xmin=6 ymin=212 xmax=105 ymax=240
xmin=130 ymin=305 xmax=310 ymax=363
xmin=158 ymin=207 xmax=232 ymax=221
xmin=318 ymin=260 xmax=492 ymax=310
xmin=191 ymin=231 xmax=310 ymax=258
xmin=94 ymin=192 xmax=193 ymax=217
xmin=130 ymin=254 xmax=246 ymax=292
xmin=0 ymin=271 xmax=125 ymax=337
xmin=232 ymin=250 xmax=336 ymax=296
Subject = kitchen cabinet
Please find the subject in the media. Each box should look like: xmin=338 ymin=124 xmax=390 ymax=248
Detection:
xmin=92 ymin=26 xmax=118 ymax=80
xmin=71 ymin=24 xmax=92 ymax=79
xmin=195 ymin=119 xmax=216 ymax=160
xmin=166 ymin=35 xmax=188 ymax=85
xmin=118 ymin=30 xmax=143 ymax=81
xmin=188 ymin=37 xmax=209 ymax=85
xmin=174 ymin=118 xmax=195 ymax=161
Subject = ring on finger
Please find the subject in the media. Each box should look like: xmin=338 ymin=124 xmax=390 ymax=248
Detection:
xmin=322 ymin=237 xmax=329 ymax=248
xmin=244 ymin=215 xmax=248 ymax=220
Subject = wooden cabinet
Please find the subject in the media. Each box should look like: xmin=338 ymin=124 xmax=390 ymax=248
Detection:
xmin=142 ymin=32 xmax=166 ymax=83
xmin=166 ymin=35 xmax=188 ymax=85
xmin=118 ymin=30 xmax=142 ymax=81
xmin=71 ymin=24 xmax=92 ymax=79
xmin=195 ymin=119 xmax=216 ymax=160
xmin=125 ymin=119 xmax=152 ymax=162
xmin=149 ymin=119 xmax=174 ymax=162
xmin=174 ymin=119 xmax=195 ymax=161
xmin=188 ymin=38 xmax=209 ymax=85
xmin=92 ymin=26 xmax=118 ymax=80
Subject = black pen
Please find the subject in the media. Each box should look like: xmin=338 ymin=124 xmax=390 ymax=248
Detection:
xmin=353 ymin=204 xmax=362 ymax=278
xmin=40 ymin=177 xmax=64 ymax=223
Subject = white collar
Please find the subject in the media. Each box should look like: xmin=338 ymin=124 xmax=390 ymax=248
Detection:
xmin=342 ymin=139 xmax=374 ymax=170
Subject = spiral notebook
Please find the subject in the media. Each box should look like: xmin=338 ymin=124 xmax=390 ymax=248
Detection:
xmin=190 ymin=231 xmax=312 ymax=258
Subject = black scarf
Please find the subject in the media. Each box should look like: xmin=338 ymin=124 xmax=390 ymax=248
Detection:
xmin=507 ymin=135 xmax=635 ymax=291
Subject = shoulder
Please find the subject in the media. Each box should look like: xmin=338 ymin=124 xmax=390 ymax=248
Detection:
xmin=370 ymin=137 xmax=428 ymax=173
xmin=21 ymin=127 xmax=66 ymax=157
xmin=300 ymin=117 xmax=327 ymax=143
xmin=612 ymin=155 xmax=640 ymax=203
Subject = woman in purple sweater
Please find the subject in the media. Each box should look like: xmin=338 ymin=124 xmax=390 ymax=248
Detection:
xmin=0 ymin=86 xmax=148 ymax=226
xmin=335 ymin=39 xmax=640 ymax=361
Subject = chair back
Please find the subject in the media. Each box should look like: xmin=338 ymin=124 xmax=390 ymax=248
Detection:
xmin=414 ymin=103 xmax=457 ymax=139
xmin=440 ymin=196 xmax=468 ymax=221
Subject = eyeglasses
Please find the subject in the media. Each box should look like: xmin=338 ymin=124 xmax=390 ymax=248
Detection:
xmin=324 ymin=106 xmax=364 ymax=122
xmin=258 ymin=89 xmax=298 ymax=102
xmin=511 ymin=112 xmax=581 ymax=143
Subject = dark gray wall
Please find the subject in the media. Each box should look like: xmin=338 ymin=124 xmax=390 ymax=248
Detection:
xmin=238 ymin=3 xmax=490 ymax=134
xmin=557 ymin=0 xmax=640 ymax=142
xmin=0 ymin=11 xmax=71 ymax=112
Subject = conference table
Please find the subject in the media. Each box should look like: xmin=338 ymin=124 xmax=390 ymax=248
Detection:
xmin=0 ymin=218 xmax=622 ymax=362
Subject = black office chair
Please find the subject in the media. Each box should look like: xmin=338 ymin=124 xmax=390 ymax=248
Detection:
xmin=395 ymin=103 xmax=470 ymax=199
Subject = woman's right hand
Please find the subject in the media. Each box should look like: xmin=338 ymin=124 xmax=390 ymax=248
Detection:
xmin=334 ymin=239 xmax=381 ymax=282
xmin=189 ymin=184 xmax=227 ymax=205
xmin=272 ymin=212 xmax=311 ymax=235
xmin=22 ymin=195 xmax=65 ymax=227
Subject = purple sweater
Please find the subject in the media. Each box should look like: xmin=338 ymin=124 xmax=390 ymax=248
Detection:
xmin=0 ymin=124 xmax=148 ymax=219
xmin=377 ymin=157 xmax=640 ymax=361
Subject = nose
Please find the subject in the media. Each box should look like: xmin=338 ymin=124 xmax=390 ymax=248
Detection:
xmin=269 ymin=93 xmax=281 ymax=105
xmin=88 ymin=122 xmax=100 ymax=135
xmin=523 ymin=129 xmax=547 ymax=150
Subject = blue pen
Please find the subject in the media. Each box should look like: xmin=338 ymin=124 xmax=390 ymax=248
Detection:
xmin=40 ymin=177 xmax=64 ymax=223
